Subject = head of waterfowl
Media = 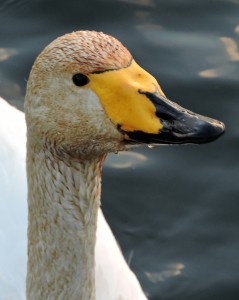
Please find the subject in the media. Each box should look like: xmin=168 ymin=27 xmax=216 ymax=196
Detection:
xmin=25 ymin=30 xmax=225 ymax=159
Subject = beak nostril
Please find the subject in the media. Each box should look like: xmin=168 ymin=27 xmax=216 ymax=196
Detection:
xmin=158 ymin=113 xmax=174 ymax=121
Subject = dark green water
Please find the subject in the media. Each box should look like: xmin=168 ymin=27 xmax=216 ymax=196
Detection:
xmin=0 ymin=0 xmax=238 ymax=299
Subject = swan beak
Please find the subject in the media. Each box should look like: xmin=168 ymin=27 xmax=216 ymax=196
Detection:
xmin=122 ymin=91 xmax=225 ymax=144
xmin=88 ymin=60 xmax=225 ymax=144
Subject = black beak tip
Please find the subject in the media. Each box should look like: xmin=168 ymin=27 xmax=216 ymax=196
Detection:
xmin=191 ymin=118 xmax=225 ymax=143
xmin=119 ymin=90 xmax=226 ymax=145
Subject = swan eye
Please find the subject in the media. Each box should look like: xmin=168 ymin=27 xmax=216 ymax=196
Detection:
xmin=72 ymin=74 xmax=90 ymax=86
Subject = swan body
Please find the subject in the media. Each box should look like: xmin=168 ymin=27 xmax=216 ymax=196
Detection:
xmin=0 ymin=97 xmax=27 ymax=300
xmin=0 ymin=97 xmax=146 ymax=300
xmin=1 ymin=30 xmax=224 ymax=300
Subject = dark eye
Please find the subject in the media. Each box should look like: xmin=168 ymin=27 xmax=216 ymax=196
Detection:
xmin=72 ymin=74 xmax=90 ymax=86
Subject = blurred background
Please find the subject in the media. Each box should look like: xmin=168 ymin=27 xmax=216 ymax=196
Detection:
xmin=0 ymin=0 xmax=238 ymax=299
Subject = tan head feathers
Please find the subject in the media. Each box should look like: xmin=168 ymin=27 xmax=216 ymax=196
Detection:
xmin=34 ymin=31 xmax=132 ymax=75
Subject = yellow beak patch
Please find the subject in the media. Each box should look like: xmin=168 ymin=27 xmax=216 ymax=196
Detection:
xmin=88 ymin=60 xmax=164 ymax=134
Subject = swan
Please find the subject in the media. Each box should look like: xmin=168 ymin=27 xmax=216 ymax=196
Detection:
xmin=0 ymin=30 xmax=224 ymax=300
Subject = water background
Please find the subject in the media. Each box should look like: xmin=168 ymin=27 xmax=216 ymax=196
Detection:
xmin=0 ymin=0 xmax=238 ymax=299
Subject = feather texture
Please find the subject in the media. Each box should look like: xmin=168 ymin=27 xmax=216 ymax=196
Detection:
xmin=0 ymin=97 xmax=147 ymax=300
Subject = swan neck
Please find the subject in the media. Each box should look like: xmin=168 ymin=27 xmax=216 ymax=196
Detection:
xmin=26 ymin=145 xmax=103 ymax=300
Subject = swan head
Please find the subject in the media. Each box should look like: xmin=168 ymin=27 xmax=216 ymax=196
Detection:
xmin=25 ymin=31 xmax=225 ymax=159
